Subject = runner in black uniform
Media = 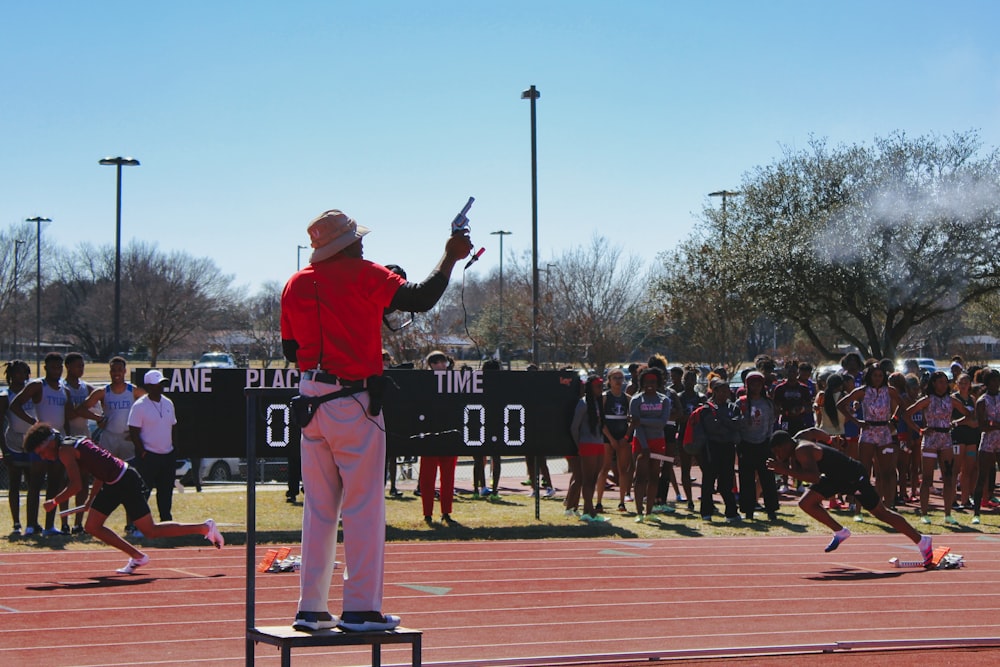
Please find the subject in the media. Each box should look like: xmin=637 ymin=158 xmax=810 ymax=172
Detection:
xmin=768 ymin=428 xmax=933 ymax=563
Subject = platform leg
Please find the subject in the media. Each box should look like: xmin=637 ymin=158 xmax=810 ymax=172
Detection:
xmin=372 ymin=642 xmax=380 ymax=667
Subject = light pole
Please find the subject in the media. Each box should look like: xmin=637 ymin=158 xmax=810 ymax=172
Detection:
xmin=708 ymin=189 xmax=740 ymax=239
xmin=538 ymin=262 xmax=556 ymax=366
xmin=521 ymin=85 xmax=541 ymax=365
xmin=490 ymin=230 xmax=512 ymax=361
xmin=12 ymin=240 xmax=24 ymax=358
xmin=26 ymin=217 xmax=51 ymax=375
xmin=100 ymin=156 xmax=140 ymax=357
xmin=708 ymin=189 xmax=740 ymax=368
xmin=297 ymin=245 xmax=309 ymax=271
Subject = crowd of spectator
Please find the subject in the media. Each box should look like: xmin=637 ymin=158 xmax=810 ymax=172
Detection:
xmin=392 ymin=352 xmax=1000 ymax=531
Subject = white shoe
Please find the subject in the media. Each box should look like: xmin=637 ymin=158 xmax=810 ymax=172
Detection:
xmin=116 ymin=554 xmax=150 ymax=574
xmin=205 ymin=518 xmax=225 ymax=549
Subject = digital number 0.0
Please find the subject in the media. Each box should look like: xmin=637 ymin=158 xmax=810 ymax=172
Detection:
xmin=266 ymin=403 xmax=290 ymax=448
xmin=462 ymin=403 xmax=526 ymax=447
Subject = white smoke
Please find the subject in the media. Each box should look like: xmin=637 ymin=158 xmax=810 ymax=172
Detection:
xmin=814 ymin=172 xmax=1000 ymax=266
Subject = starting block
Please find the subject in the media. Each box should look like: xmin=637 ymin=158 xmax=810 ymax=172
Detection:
xmin=889 ymin=545 xmax=964 ymax=569
xmin=257 ymin=547 xmax=292 ymax=573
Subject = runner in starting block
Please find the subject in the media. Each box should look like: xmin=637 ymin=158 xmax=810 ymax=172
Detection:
xmin=768 ymin=429 xmax=934 ymax=564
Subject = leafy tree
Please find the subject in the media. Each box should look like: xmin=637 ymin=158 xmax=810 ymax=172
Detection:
xmin=716 ymin=131 xmax=1000 ymax=360
xmin=655 ymin=238 xmax=759 ymax=373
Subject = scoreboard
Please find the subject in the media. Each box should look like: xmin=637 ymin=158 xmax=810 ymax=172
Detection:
xmin=134 ymin=367 xmax=581 ymax=458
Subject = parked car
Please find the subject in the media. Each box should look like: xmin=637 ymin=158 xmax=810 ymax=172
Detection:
xmin=194 ymin=352 xmax=237 ymax=369
xmin=175 ymin=457 xmax=241 ymax=484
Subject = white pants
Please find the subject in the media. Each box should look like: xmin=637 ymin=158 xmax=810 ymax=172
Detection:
xmin=297 ymin=378 xmax=386 ymax=614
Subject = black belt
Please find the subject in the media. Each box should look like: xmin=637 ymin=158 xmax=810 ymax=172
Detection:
xmin=865 ymin=420 xmax=889 ymax=426
xmin=301 ymin=370 xmax=366 ymax=388
xmin=927 ymin=426 xmax=951 ymax=433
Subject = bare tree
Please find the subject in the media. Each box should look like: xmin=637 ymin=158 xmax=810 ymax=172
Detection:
xmin=0 ymin=221 xmax=39 ymax=358
xmin=231 ymin=281 xmax=281 ymax=367
xmin=504 ymin=235 xmax=649 ymax=372
xmin=47 ymin=243 xmax=116 ymax=360
xmin=45 ymin=241 xmax=237 ymax=363
xmin=123 ymin=242 xmax=237 ymax=365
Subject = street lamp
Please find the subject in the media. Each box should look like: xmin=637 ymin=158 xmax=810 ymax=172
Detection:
xmin=538 ymin=262 xmax=556 ymax=366
xmin=12 ymin=239 xmax=25 ymax=358
xmin=490 ymin=230 xmax=512 ymax=361
xmin=708 ymin=189 xmax=740 ymax=238
xmin=26 ymin=217 xmax=51 ymax=375
xmin=297 ymin=245 xmax=309 ymax=271
xmin=708 ymin=189 xmax=740 ymax=368
xmin=100 ymin=156 xmax=140 ymax=358
xmin=521 ymin=84 xmax=540 ymax=365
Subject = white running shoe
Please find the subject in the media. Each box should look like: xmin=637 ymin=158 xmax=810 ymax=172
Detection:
xmin=116 ymin=554 xmax=150 ymax=574
xmin=205 ymin=518 xmax=225 ymax=549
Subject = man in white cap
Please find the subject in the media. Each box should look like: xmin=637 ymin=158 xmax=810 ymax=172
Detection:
xmin=128 ymin=370 xmax=177 ymax=524
xmin=281 ymin=209 xmax=472 ymax=632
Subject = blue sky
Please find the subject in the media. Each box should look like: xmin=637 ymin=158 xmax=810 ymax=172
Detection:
xmin=3 ymin=1 xmax=998 ymax=293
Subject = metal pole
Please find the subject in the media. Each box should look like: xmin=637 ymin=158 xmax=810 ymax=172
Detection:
xmin=114 ymin=162 xmax=123 ymax=356
xmin=490 ymin=230 xmax=512 ymax=361
xmin=297 ymin=245 xmax=308 ymax=271
xmin=26 ymin=217 xmax=51 ymax=376
xmin=100 ymin=157 xmax=140 ymax=358
xmin=708 ymin=190 xmax=740 ymax=240
xmin=708 ymin=190 xmax=740 ymax=368
xmin=522 ymin=85 xmax=540 ymax=365
xmin=13 ymin=240 xmax=24 ymax=358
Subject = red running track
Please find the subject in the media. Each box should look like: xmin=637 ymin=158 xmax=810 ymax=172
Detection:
xmin=1 ymin=533 xmax=999 ymax=666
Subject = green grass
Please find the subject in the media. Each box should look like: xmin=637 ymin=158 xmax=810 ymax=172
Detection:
xmin=1 ymin=484 xmax=995 ymax=553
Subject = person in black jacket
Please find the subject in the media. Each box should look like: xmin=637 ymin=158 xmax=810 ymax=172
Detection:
xmin=699 ymin=378 xmax=742 ymax=522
